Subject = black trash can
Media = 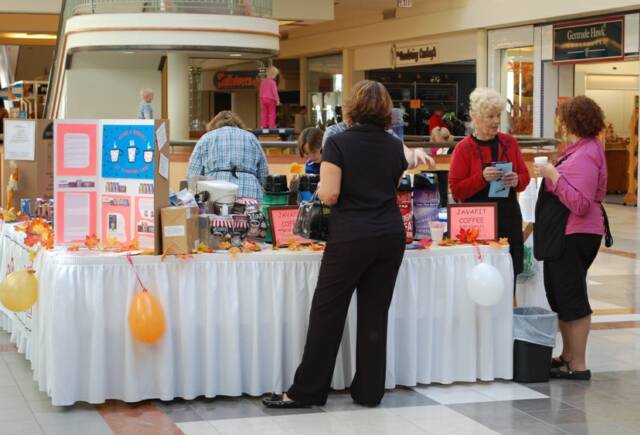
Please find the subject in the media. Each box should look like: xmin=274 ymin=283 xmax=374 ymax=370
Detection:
xmin=513 ymin=307 xmax=558 ymax=383
xmin=514 ymin=340 xmax=553 ymax=383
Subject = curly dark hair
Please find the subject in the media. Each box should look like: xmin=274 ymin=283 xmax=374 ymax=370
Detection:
xmin=343 ymin=80 xmax=392 ymax=129
xmin=559 ymin=96 xmax=605 ymax=138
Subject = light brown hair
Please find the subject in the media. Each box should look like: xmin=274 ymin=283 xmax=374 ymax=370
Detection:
xmin=206 ymin=111 xmax=247 ymax=131
xmin=297 ymin=127 xmax=324 ymax=158
xmin=343 ymin=80 xmax=393 ymax=129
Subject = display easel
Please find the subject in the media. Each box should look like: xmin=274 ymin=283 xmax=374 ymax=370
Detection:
xmin=624 ymin=96 xmax=638 ymax=206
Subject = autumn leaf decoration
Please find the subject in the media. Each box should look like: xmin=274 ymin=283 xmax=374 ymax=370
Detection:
xmin=17 ymin=218 xmax=55 ymax=250
xmin=84 ymin=234 xmax=100 ymax=250
xmin=455 ymin=227 xmax=480 ymax=244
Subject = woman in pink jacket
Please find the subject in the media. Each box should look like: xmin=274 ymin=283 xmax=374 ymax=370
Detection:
xmin=260 ymin=65 xmax=280 ymax=128
xmin=534 ymin=96 xmax=611 ymax=381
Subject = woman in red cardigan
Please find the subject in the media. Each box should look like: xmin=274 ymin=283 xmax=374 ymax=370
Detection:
xmin=449 ymin=88 xmax=530 ymax=277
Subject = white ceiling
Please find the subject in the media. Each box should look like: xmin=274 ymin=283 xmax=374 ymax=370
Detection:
xmin=0 ymin=0 xmax=62 ymax=14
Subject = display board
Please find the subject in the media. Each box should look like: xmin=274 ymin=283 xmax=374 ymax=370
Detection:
xmin=2 ymin=119 xmax=54 ymax=210
xmin=53 ymin=119 xmax=169 ymax=253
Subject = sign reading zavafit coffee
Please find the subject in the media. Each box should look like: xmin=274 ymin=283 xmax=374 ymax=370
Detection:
xmin=392 ymin=43 xmax=439 ymax=68
xmin=553 ymin=16 xmax=624 ymax=64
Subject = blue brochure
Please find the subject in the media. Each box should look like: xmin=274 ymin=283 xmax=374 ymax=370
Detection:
xmin=489 ymin=162 xmax=513 ymax=198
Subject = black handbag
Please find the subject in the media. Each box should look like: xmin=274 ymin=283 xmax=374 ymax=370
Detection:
xmin=534 ymin=182 xmax=570 ymax=261
xmin=293 ymin=192 xmax=330 ymax=241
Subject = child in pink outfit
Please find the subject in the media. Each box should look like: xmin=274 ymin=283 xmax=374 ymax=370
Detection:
xmin=260 ymin=66 xmax=280 ymax=128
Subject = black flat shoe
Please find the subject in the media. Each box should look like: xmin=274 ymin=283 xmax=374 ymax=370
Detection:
xmin=262 ymin=394 xmax=311 ymax=409
xmin=551 ymin=355 xmax=568 ymax=369
xmin=550 ymin=362 xmax=591 ymax=380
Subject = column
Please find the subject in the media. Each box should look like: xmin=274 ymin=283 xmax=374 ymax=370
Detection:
xmin=167 ymin=53 xmax=190 ymax=140
xmin=342 ymin=49 xmax=364 ymax=98
xmin=299 ymin=56 xmax=308 ymax=108
xmin=476 ymin=29 xmax=488 ymax=88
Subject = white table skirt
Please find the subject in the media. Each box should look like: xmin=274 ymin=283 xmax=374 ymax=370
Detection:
xmin=0 ymin=223 xmax=35 ymax=359
xmin=2 ymin=224 xmax=516 ymax=406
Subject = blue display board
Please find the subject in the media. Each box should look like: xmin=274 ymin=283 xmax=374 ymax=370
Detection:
xmin=102 ymin=124 xmax=155 ymax=180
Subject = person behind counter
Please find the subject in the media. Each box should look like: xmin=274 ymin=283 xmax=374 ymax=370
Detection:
xmin=449 ymin=87 xmax=530 ymax=279
xmin=187 ymin=111 xmax=269 ymax=202
xmin=263 ymin=80 xmax=407 ymax=409
xmin=428 ymin=104 xmax=448 ymax=134
xmin=297 ymin=127 xmax=323 ymax=175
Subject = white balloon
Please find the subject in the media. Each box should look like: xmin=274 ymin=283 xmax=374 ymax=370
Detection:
xmin=467 ymin=262 xmax=505 ymax=306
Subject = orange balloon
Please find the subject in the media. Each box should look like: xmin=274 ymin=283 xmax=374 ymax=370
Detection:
xmin=128 ymin=289 xmax=166 ymax=344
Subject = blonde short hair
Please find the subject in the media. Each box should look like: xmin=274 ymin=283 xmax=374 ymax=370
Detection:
xmin=469 ymin=87 xmax=506 ymax=119
xmin=140 ymin=87 xmax=154 ymax=99
xmin=266 ymin=65 xmax=279 ymax=78
xmin=431 ymin=126 xmax=452 ymax=142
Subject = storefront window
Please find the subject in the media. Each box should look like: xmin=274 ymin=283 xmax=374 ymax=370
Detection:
xmin=308 ymin=54 xmax=343 ymax=128
xmin=501 ymin=47 xmax=534 ymax=135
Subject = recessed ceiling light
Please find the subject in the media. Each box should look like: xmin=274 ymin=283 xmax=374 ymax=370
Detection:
xmin=0 ymin=32 xmax=56 ymax=40
xmin=229 ymin=53 xmax=242 ymax=57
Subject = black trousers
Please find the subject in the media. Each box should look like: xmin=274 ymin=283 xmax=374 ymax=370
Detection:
xmin=287 ymin=233 xmax=406 ymax=406
xmin=544 ymin=233 xmax=602 ymax=321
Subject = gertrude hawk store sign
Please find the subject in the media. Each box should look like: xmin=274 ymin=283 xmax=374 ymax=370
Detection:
xmin=553 ymin=16 xmax=624 ymax=64
xmin=392 ymin=43 xmax=439 ymax=68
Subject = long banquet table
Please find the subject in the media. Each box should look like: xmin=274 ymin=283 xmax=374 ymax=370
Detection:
xmin=0 ymin=223 xmax=515 ymax=406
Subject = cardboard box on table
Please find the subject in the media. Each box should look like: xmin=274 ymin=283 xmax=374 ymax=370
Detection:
xmin=161 ymin=206 xmax=199 ymax=255
xmin=1 ymin=119 xmax=54 ymax=210
xmin=53 ymin=119 xmax=170 ymax=254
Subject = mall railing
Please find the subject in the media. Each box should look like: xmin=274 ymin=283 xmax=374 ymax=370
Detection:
xmin=44 ymin=0 xmax=272 ymax=117
xmin=169 ymin=137 xmax=560 ymax=154
xmin=67 ymin=0 xmax=272 ymax=17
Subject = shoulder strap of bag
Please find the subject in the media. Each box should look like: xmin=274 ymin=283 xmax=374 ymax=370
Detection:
xmin=601 ymin=204 xmax=614 ymax=248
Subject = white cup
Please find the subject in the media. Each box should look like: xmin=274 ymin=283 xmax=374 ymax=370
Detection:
xmin=429 ymin=221 xmax=445 ymax=243
xmin=534 ymin=156 xmax=549 ymax=166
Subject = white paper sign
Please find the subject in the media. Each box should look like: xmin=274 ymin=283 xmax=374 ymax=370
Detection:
xmin=4 ymin=120 xmax=36 ymax=161
xmin=63 ymin=193 xmax=91 ymax=241
xmin=158 ymin=154 xmax=169 ymax=180
xmin=63 ymin=133 xmax=91 ymax=168
xmin=156 ymin=122 xmax=168 ymax=150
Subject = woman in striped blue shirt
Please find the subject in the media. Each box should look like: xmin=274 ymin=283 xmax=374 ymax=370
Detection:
xmin=188 ymin=111 xmax=269 ymax=202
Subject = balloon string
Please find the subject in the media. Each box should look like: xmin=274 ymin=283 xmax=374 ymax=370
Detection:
xmin=473 ymin=243 xmax=483 ymax=263
xmin=125 ymin=253 xmax=147 ymax=292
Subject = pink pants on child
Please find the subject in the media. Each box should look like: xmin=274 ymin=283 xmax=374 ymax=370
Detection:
xmin=261 ymin=99 xmax=277 ymax=129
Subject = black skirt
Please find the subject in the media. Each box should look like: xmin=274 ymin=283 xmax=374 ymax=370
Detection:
xmin=543 ymin=233 xmax=602 ymax=321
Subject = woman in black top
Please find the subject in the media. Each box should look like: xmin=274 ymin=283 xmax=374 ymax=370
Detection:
xmin=263 ymin=80 xmax=408 ymax=408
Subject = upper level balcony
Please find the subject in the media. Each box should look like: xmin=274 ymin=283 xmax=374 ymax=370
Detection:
xmin=67 ymin=0 xmax=272 ymax=18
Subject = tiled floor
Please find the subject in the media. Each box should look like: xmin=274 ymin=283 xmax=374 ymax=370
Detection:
xmin=1 ymin=204 xmax=639 ymax=435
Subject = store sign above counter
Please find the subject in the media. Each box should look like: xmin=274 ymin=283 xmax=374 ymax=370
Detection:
xmin=553 ymin=16 xmax=624 ymax=64
xmin=392 ymin=43 xmax=439 ymax=68
xmin=213 ymin=71 xmax=260 ymax=90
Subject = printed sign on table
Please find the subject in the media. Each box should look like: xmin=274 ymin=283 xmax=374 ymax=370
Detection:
xmin=56 ymin=191 xmax=98 ymax=243
xmin=268 ymin=206 xmax=311 ymax=248
xmin=102 ymin=123 xmax=155 ymax=180
xmin=4 ymin=120 xmax=36 ymax=161
xmin=447 ymin=203 xmax=498 ymax=242
xmin=54 ymin=120 xmax=169 ymax=252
